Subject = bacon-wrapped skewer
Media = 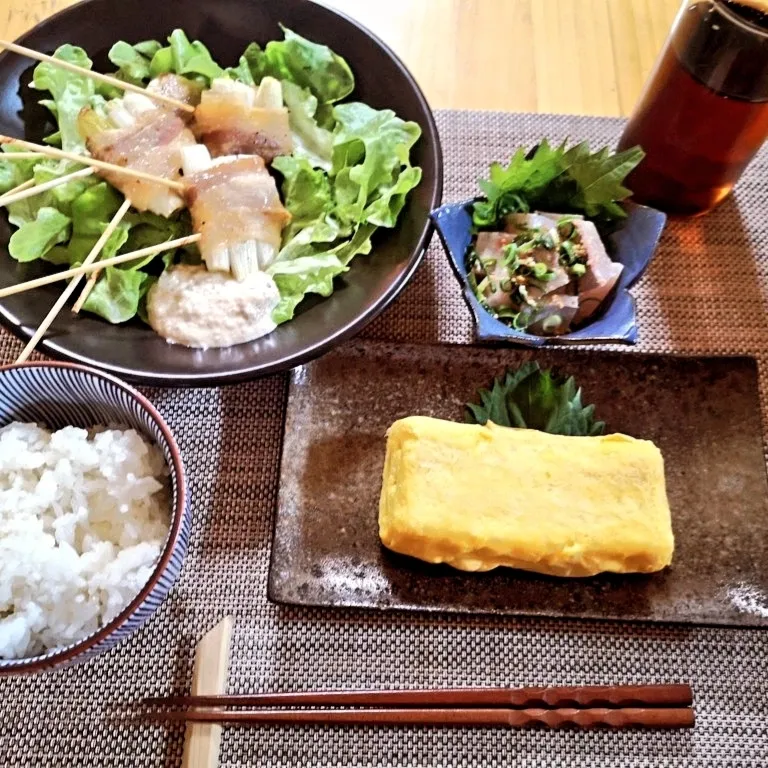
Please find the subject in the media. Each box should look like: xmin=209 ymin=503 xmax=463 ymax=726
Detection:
xmin=193 ymin=77 xmax=292 ymax=163
xmin=181 ymin=146 xmax=291 ymax=280
xmin=78 ymin=91 xmax=197 ymax=217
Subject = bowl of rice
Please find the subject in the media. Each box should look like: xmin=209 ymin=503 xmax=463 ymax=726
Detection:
xmin=0 ymin=362 xmax=189 ymax=674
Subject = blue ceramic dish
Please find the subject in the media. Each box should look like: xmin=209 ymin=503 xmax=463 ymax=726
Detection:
xmin=0 ymin=363 xmax=189 ymax=675
xmin=431 ymin=199 xmax=666 ymax=346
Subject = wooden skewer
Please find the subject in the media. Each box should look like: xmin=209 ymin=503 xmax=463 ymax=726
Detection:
xmin=0 ymin=39 xmax=195 ymax=114
xmin=0 ymin=167 xmax=94 ymax=207
xmin=0 ymin=233 xmax=199 ymax=299
xmin=0 ymin=136 xmax=185 ymax=192
xmin=149 ymin=706 xmax=696 ymax=730
xmin=182 ymin=617 xmax=233 ymax=768
xmin=0 ymin=178 xmax=35 ymax=202
xmin=0 ymin=152 xmax=47 ymax=160
xmin=15 ymin=197 xmax=133 ymax=363
xmin=72 ymin=196 xmax=132 ymax=313
xmin=146 ymin=684 xmax=694 ymax=711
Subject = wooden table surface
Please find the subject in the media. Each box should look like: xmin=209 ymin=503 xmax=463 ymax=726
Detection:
xmin=2 ymin=0 xmax=681 ymax=117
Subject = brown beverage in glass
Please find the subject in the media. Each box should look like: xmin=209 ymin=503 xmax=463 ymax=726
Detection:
xmin=617 ymin=1 xmax=768 ymax=215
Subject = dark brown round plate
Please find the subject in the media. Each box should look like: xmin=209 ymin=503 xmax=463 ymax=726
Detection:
xmin=0 ymin=0 xmax=442 ymax=385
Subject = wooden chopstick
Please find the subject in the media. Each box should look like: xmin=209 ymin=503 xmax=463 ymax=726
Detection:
xmin=0 ymin=233 xmax=200 ymax=298
xmin=145 ymin=684 xmax=693 ymax=711
xmin=0 ymin=136 xmax=185 ymax=191
xmin=0 ymin=39 xmax=195 ymax=114
xmin=147 ymin=706 xmax=695 ymax=730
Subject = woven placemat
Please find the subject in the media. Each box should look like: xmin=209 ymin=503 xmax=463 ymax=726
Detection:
xmin=1 ymin=110 xmax=768 ymax=768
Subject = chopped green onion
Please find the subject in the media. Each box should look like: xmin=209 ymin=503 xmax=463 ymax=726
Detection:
xmin=518 ymin=284 xmax=537 ymax=307
xmin=513 ymin=310 xmax=532 ymax=330
xmin=570 ymin=263 xmax=587 ymax=277
xmin=532 ymin=262 xmax=550 ymax=280
xmin=542 ymin=314 xmax=564 ymax=333
xmin=502 ymin=243 xmax=518 ymax=268
xmin=517 ymin=240 xmax=535 ymax=254
xmin=500 ymin=278 xmax=513 ymax=293
xmin=482 ymin=257 xmax=497 ymax=271
xmin=560 ymin=239 xmax=576 ymax=263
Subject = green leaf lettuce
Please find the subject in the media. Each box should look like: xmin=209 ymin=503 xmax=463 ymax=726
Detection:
xmin=3 ymin=29 xmax=422 ymax=331
xmin=9 ymin=207 xmax=71 ymax=262
xmin=268 ymin=100 xmax=421 ymax=323
xmin=31 ymin=45 xmax=106 ymax=152
xmin=244 ymin=26 xmax=354 ymax=104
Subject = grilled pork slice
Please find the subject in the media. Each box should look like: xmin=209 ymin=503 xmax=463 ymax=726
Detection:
xmin=146 ymin=74 xmax=203 ymax=116
xmin=80 ymin=105 xmax=195 ymax=217
xmin=194 ymin=77 xmax=292 ymax=162
xmin=182 ymin=149 xmax=291 ymax=280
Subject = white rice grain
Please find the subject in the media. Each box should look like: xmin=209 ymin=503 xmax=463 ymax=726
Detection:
xmin=0 ymin=422 xmax=170 ymax=660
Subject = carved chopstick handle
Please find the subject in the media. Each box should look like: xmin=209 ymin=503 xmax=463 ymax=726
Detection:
xmin=152 ymin=706 xmax=695 ymax=729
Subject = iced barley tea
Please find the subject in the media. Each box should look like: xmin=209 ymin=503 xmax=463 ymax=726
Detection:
xmin=617 ymin=1 xmax=768 ymax=215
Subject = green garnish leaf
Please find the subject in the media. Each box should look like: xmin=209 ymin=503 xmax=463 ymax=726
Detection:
xmin=225 ymin=55 xmax=256 ymax=85
xmin=267 ymin=253 xmax=348 ymax=324
xmin=8 ymin=207 xmax=71 ymax=262
xmin=167 ymin=29 xmax=224 ymax=82
xmin=32 ymin=44 xmax=103 ymax=152
xmin=108 ymin=40 xmax=153 ymax=84
xmin=565 ymin=144 xmax=645 ymax=219
xmin=81 ymin=266 xmax=149 ymax=323
xmin=281 ymin=81 xmax=334 ymax=171
xmin=112 ymin=30 xmax=224 ymax=85
xmin=472 ymin=140 xmax=644 ymax=230
xmin=465 ymin=362 xmax=605 ymax=436
xmin=245 ymin=26 xmax=355 ymax=104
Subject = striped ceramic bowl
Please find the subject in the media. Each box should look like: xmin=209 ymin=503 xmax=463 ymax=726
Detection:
xmin=0 ymin=362 xmax=189 ymax=674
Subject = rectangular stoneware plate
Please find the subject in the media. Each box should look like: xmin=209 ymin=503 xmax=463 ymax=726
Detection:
xmin=269 ymin=340 xmax=768 ymax=626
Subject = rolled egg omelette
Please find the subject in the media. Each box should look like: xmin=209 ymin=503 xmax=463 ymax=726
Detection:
xmin=378 ymin=416 xmax=674 ymax=577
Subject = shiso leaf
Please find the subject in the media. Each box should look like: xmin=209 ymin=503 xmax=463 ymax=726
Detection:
xmin=471 ymin=140 xmax=645 ymax=232
xmin=465 ymin=362 xmax=605 ymax=436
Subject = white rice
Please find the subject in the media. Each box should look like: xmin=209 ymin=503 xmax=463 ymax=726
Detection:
xmin=0 ymin=422 xmax=170 ymax=660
